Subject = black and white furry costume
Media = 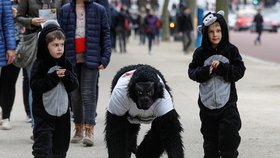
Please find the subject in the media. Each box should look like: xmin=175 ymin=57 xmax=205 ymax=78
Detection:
xmin=105 ymin=64 xmax=184 ymax=158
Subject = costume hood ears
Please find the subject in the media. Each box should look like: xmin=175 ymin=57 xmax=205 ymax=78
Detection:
xmin=38 ymin=20 xmax=61 ymax=38
xmin=197 ymin=10 xmax=225 ymax=32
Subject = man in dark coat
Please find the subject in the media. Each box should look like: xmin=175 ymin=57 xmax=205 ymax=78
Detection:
xmin=177 ymin=6 xmax=193 ymax=53
xmin=253 ymin=8 xmax=263 ymax=45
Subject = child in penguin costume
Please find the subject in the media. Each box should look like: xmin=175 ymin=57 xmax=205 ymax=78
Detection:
xmin=188 ymin=11 xmax=246 ymax=158
xmin=30 ymin=20 xmax=79 ymax=158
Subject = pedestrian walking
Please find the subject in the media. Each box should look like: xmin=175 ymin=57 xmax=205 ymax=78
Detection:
xmin=58 ymin=0 xmax=111 ymax=146
xmin=12 ymin=0 xmax=32 ymax=124
xmin=188 ymin=11 xmax=246 ymax=158
xmin=144 ymin=8 xmax=159 ymax=54
xmin=110 ymin=4 xmax=119 ymax=52
xmin=138 ymin=7 xmax=146 ymax=45
xmin=15 ymin=0 xmax=69 ymax=135
xmin=115 ymin=6 xmax=129 ymax=53
xmin=0 ymin=0 xmax=18 ymax=130
xmin=253 ymin=8 xmax=263 ymax=45
xmin=30 ymin=20 xmax=78 ymax=157
xmin=177 ymin=6 xmax=193 ymax=53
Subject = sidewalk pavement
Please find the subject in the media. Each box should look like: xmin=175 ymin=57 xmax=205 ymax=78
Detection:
xmin=1 ymin=37 xmax=280 ymax=158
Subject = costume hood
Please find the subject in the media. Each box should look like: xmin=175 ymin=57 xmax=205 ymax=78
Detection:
xmin=198 ymin=10 xmax=230 ymax=51
xmin=37 ymin=20 xmax=66 ymax=71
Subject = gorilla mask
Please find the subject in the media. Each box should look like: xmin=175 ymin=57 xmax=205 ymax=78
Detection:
xmin=134 ymin=81 xmax=155 ymax=110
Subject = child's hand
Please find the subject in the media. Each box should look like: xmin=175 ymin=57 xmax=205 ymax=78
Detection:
xmin=56 ymin=69 xmax=66 ymax=78
xmin=210 ymin=60 xmax=220 ymax=74
xmin=211 ymin=60 xmax=220 ymax=69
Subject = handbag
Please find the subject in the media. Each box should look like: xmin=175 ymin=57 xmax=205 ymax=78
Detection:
xmin=13 ymin=32 xmax=38 ymax=68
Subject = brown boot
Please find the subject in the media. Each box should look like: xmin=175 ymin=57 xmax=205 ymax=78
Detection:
xmin=71 ymin=123 xmax=84 ymax=143
xmin=82 ymin=124 xmax=94 ymax=146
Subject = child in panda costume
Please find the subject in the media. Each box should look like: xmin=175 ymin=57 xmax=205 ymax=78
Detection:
xmin=188 ymin=11 xmax=246 ymax=158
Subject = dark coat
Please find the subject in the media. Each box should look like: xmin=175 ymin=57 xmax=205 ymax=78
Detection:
xmin=253 ymin=13 xmax=263 ymax=33
xmin=58 ymin=0 xmax=111 ymax=69
xmin=0 ymin=0 xmax=16 ymax=67
xmin=177 ymin=12 xmax=193 ymax=32
xmin=144 ymin=14 xmax=159 ymax=34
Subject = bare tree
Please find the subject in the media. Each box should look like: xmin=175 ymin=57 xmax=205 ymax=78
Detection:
xmin=161 ymin=0 xmax=170 ymax=41
xmin=216 ymin=0 xmax=229 ymax=23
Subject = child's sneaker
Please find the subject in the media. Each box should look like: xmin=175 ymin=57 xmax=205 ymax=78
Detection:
xmin=1 ymin=118 xmax=12 ymax=130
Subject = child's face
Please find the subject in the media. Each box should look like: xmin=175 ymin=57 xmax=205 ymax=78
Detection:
xmin=207 ymin=22 xmax=222 ymax=48
xmin=48 ymin=38 xmax=65 ymax=59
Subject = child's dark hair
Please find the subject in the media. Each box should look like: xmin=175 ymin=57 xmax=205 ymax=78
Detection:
xmin=45 ymin=30 xmax=65 ymax=45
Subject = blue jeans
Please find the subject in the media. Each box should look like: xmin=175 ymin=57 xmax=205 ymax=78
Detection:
xmin=71 ymin=63 xmax=99 ymax=125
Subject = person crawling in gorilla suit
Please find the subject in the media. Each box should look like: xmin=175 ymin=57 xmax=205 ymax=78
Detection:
xmin=104 ymin=64 xmax=184 ymax=158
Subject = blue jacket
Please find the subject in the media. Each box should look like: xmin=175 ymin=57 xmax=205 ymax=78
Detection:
xmin=0 ymin=0 xmax=16 ymax=67
xmin=58 ymin=0 xmax=111 ymax=69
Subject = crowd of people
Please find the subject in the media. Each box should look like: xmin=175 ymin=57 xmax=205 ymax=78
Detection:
xmin=109 ymin=3 xmax=162 ymax=54
xmin=0 ymin=0 xmax=246 ymax=157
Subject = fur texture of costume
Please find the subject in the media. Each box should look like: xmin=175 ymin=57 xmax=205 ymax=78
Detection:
xmin=105 ymin=64 xmax=184 ymax=158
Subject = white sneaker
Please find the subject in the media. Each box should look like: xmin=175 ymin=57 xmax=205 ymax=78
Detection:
xmin=25 ymin=116 xmax=32 ymax=123
xmin=2 ymin=118 xmax=12 ymax=130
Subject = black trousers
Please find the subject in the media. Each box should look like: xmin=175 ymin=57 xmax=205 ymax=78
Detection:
xmin=200 ymin=105 xmax=241 ymax=158
xmin=32 ymin=110 xmax=70 ymax=158
xmin=0 ymin=64 xmax=20 ymax=119
xmin=22 ymin=68 xmax=31 ymax=117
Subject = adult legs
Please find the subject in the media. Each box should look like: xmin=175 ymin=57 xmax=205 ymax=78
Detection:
xmin=80 ymin=65 xmax=99 ymax=146
xmin=110 ymin=29 xmax=117 ymax=52
xmin=182 ymin=31 xmax=187 ymax=51
xmin=71 ymin=64 xmax=99 ymax=146
xmin=147 ymin=32 xmax=154 ymax=53
xmin=80 ymin=65 xmax=99 ymax=125
xmin=26 ymin=61 xmax=35 ymax=127
xmin=139 ymin=31 xmax=146 ymax=45
xmin=71 ymin=64 xmax=99 ymax=124
xmin=70 ymin=64 xmax=84 ymax=143
xmin=255 ymin=31 xmax=262 ymax=45
xmin=0 ymin=64 xmax=20 ymax=121
xmin=22 ymin=68 xmax=31 ymax=121
xmin=185 ymin=31 xmax=192 ymax=52
xmin=118 ymin=30 xmax=126 ymax=53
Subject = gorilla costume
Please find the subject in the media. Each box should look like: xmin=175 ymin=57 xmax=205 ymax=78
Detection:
xmin=105 ymin=64 xmax=184 ymax=158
